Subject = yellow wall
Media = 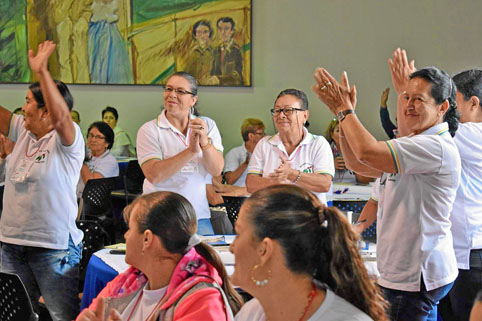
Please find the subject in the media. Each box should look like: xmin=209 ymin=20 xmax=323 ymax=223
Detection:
xmin=1 ymin=0 xmax=481 ymax=152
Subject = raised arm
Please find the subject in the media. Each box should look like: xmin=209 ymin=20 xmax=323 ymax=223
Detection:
xmin=313 ymin=69 xmax=397 ymax=174
xmin=28 ymin=41 xmax=75 ymax=145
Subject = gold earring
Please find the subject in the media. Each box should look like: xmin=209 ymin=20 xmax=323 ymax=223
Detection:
xmin=251 ymin=264 xmax=271 ymax=287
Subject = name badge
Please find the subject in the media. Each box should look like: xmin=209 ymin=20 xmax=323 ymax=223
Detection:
xmin=181 ymin=159 xmax=199 ymax=173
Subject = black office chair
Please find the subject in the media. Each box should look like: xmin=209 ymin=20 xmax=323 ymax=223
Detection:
xmin=0 ymin=272 xmax=39 ymax=321
xmin=76 ymin=220 xmax=109 ymax=285
xmin=123 ymin=159 xmax=145 ymax=205
xmin=222 ymin=195 xmax=249 ymax=227
xmin=81 ymin=177 xmax=118 ymax=243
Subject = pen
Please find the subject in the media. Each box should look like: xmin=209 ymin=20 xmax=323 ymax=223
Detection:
xmin=353 ymin=219 xmax=367 ymax=226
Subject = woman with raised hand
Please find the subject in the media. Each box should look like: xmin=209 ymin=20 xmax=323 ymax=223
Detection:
xmin=246 ymin=88 xmax=334 ymax=204
xmin=313 ymin=65 xmax=460 ymax=321
xmin=0 ymin=41 xmax=85 ymax=321
xmin=230 ymin=184 xmax=388 ymax=321
xmin=76 ymin=191 xmax=243 ymax=321
xmin=136 ymin=71 xmax=224 ymax=235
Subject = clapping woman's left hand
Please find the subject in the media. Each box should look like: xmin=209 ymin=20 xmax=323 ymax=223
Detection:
xmin=189 ymin=118 xmax=209 ymax=148
xmin=312 ymin=68 xmax=357 ymax=115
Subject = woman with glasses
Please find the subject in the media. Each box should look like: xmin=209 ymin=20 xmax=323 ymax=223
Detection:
xmin=0 ymin=41 xmax=84 ymax=321
xmin=246 ymin=88 xmax=334 ymax=204
xmin=102 ymin=106 xmax=136 ymax=158
xmin=77 ymin=121 xmax=119 ymax=197
xmin=136 ymin=71 xmax=224 ymax=235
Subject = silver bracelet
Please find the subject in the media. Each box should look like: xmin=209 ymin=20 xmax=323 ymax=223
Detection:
xmin=293 ymin=170 xmax=302 ymax=184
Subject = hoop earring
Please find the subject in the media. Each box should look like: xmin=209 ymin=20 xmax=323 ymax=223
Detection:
xmin=251 ymin=264 xmax=271 ymax=287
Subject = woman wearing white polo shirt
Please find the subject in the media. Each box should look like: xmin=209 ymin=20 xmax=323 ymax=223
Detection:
xmin=136 ymin=72 xmax=224 ymax=235
xmin=246 ymin=89 xmax=334 ymax=204
xmin=313 ymin=65 xmax=460 ymax=321
xmin=0 ymin=41 xmax=84 ymax=321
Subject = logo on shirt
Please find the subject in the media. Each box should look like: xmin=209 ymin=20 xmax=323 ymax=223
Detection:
xmin=299 ymin=163 xmax=314 ymax=173
xmin=34 ymin=151 xmax=49 ymax=163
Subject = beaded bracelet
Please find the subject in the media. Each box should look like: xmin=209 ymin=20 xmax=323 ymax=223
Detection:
xmin=293 ymin=170 xmax=302 ymax=184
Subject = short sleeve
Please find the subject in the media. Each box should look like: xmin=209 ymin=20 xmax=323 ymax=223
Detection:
xmin=311 ymin=136 xmax=335 ymax=177
xmin=92 ymin=155 xmax=119 ymax=178
xmin=247 ymin=137 xmax=267 ymax=175
xmin=387 ymin=135 xmax=444 ymax=175
xmin=203 ymin=117 xmax=223 ymax=153
xmin=224 ymin=147 xmax=243 ymax=172
xmin=137 ymin=121 xmax=163 ymax=166
xmin=370 ymin=178 xmax=380 ymax=202
xmin=58 ymin=123 xmax=85 ymax=161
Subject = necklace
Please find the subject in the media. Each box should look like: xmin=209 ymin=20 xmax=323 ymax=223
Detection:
xmin=298 ymin=283 xmax=317 ymax=321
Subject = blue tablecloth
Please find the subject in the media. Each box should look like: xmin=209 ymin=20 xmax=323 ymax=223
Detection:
xmin=80 ymin=255 xmax=119 ymax=310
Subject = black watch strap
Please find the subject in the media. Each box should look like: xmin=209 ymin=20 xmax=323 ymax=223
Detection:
xmin=337 ymin=109 xmax=356 ymax=122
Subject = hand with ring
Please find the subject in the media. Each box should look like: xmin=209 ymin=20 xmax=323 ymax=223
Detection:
xmin=312 ymin=68 xmax=357 ymax=115
xmin=189 ymin=118 xmax=209 ymax=149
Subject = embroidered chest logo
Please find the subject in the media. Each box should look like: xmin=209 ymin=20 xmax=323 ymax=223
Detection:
xmin=299 ymin=162 xmax=314 ymax=173
xmin=34 ymin=151 xmax=49 ymax=163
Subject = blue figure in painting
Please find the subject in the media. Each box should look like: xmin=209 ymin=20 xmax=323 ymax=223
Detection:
xmin=88 ymin=0 xmax=133 ymax=84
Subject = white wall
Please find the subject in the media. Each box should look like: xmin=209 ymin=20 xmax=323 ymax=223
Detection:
xmin=1 ymin=0 xmax=481 ymax=152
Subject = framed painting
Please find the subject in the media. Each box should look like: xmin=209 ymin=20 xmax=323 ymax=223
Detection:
xmin=0 ymin=0 xmax=252 ymax=86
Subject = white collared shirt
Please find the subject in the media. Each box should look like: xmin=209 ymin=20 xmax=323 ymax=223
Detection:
xmin=0 ymin=115 xmax=84 ymax=249
xmin=451 ymin=122 xmax=482 ymax=269
xmin=224 ymin=144 xmax=248 ymax=187
xmin=247 ymin=127 xmax=334 ymax=204
xmin=77 ymin=149 xmax=119 ymax=198
xmin=378 ymin=122 xmax=460 ymax=291
xmin=136 ymin=110 xmax=223 ymax=219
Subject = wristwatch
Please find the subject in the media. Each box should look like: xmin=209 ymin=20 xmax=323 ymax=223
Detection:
xmin=336 ymin=109 xmax=355 ymax=122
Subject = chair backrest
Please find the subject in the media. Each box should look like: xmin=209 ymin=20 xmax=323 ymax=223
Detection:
xmin=76 ymin=220 xmax=109 ymax=280
xmin=124 ymin=160 xmax=145 ymax=194
xmin=0 ymin=272 xmax=39 ymax=321
xmin=222 ymin=195 xmax=249 ymax=226
xmin=82 ymin=177 xmax=118 ymax=218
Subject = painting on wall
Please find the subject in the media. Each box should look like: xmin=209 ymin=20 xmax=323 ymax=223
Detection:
xmin=0 ymin=0 xmax=251 ymax=86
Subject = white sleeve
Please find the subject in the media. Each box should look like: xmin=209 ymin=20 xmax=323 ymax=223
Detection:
xmin=370 ymin=178 xmax=380 ymax=202
xmin=387 ymin=135 xmax=444 ymax=174
xmin=204 ymin=117 xmax=224 ymax=152
xmin=224 ymin=147 xmax=242 ymax=172
xmin=92 ymin=155 xmax=119 ymax=178
xmin=454 ymin=123 xmax=482 ymax=162
xmin=312 ymin=136 xmax=335 ymax=177
xmin=136 ymin=121 xmax=163 ymax=166
xmin=247 ymin=138 xmax=267 ymax=175
xmin=7 ymin=114 xmax=23 ymax=142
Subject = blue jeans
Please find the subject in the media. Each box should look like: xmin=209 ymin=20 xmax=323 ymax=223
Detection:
xmin=449 ymin=249 xmax=482 ymax=321
xmin=381 ymin=278 xmax=454 ymax=321
xmin=0 ymin=236 xmax=81 ymax=321
xmin=197 ymin=218 xmax=215 ymax=236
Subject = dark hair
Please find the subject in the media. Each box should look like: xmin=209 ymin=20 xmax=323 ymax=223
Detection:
xmin=87 ymin=121 xmax=115 ymax=150
xmin=167 ymin=71 xmax=200 ymax=115
xmin=410 ymin=67 xmax=459 ymax=136
xmin=13 ymin=107 xmax=23 ymax=115
xmin=275 ymin=88 xmax=310 ymax=128
xmin=192 ymin=20 xmax=213 ymax=39
xmin=29 ymin=80 xmax=73 ymax=111
xmin=453 ymin=69 xmax=482 ymax=109
xmin=217 ymin=17 xmax=235 ymax=30
xmin=123 ymin=191 xmax=243 ymax=314
xmin=102 ymin=106 xmax=118 ymax=120
xmin=245 ymin=185 xmax=388 ymax=321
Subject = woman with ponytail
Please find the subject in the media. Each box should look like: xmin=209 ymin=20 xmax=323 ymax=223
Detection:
xmin=230 ymin=184 xmax=388 ymax=321
xmin=313 ymin=58 xmax=461 ymax=320
xmin=76 ymin=191 xmax=243 ymax=321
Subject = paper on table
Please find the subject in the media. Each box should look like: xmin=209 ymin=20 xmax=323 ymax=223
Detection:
xmin=95 ymin=249 xmax=130 ymax=274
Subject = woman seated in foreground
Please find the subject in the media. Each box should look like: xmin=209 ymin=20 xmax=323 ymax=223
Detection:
xmin=76 ymin=191 xmax=243 ymax=321
xmin=230 ymin=185 xmax=388 ymax=321
xmin=325 ymin=119 xmax=373 ymax=184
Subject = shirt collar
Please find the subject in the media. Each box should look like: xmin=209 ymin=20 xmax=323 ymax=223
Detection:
xmin=267 ymin=127 xmax=314 ymax=147
xmin=420 ymin=122 xmax=449 ymax=136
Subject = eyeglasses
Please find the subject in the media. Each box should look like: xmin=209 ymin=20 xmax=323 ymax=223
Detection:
xmin=88 ymin=134 xmax=105 ymax=140
xmin=163 ymin=86 xmax=195 ymax=96
xmin=270 ymin=107 xmax=305 ymax=116
xmin=250 ymin=131 xmax=265 ymax=136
